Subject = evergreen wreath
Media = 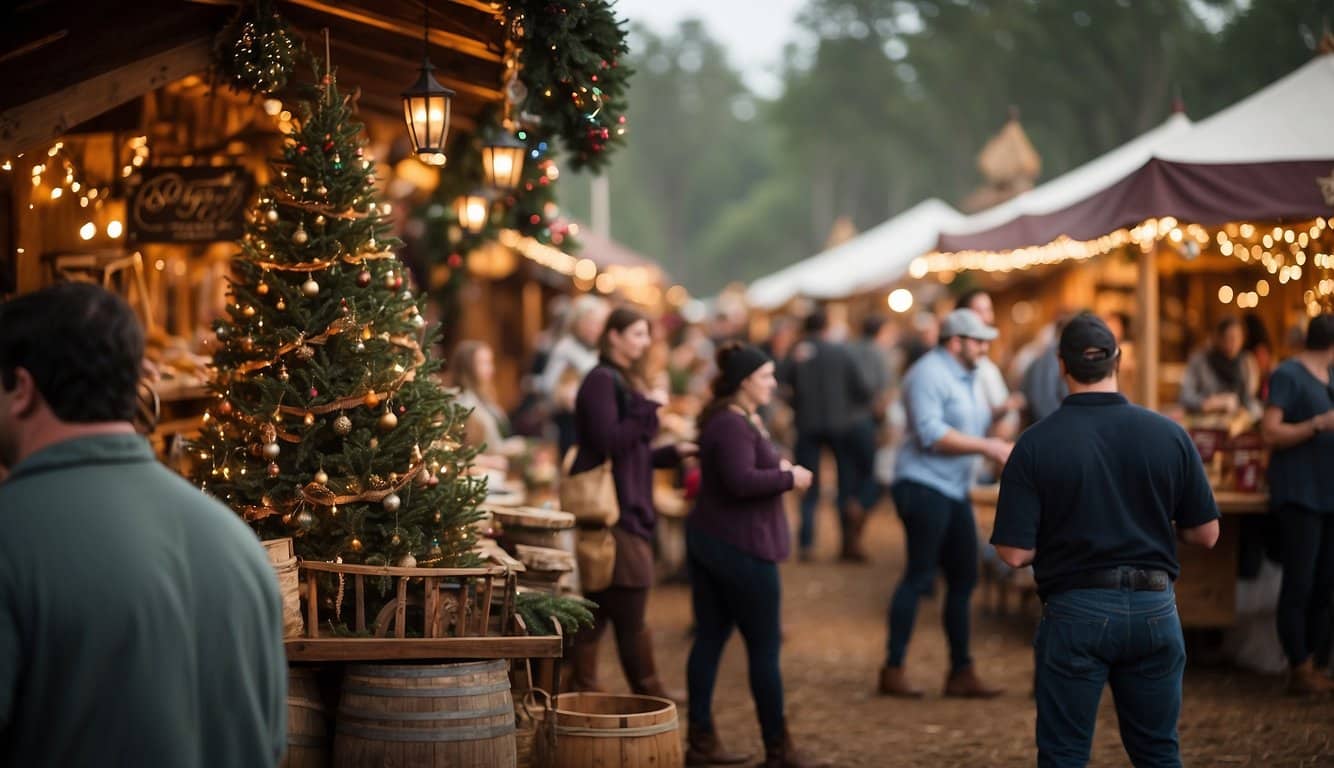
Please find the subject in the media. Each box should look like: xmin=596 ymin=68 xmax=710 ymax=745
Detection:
xmin=215 ymin=0 xmax=299 ymax=95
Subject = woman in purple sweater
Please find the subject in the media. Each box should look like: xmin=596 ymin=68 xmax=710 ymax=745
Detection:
xmin=568 ymin=307 xmax=695 ymax=702
xmin=685 ymin=343 xmax=822 ymax=768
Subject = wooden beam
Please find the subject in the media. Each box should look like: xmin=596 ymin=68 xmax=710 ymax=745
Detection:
xmin=286 ymin=0 xmax=502 ymax=63
xmin=0 ymin=37 xmax=211 ymax=156
xmin=284 ymin=636 xmax=563 ymax=662
xmin=330 ymin=37 xmax=503 ymax=102
xmin=1137 ymin=245 xmax=1160 ymax=410
xmin=447 ymin=0 xmax=505 ymax=17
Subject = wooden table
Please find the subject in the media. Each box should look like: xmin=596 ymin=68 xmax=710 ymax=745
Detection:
xmin=969 ymin=486 xmax=1267 ymax=628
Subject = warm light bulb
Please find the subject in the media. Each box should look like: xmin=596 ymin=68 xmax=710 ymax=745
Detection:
xmin=106 ymin=220 xmax=123 ymax=238
xmin=79 ymin=221 xmax=96 ymax=240
xmin=887 ymin=288 xmax=914 ymax=313
xmin=1217 ymin=286 xmax=1234 ymax=304
xmin=50 ymin=187 xmax=62 ymax=200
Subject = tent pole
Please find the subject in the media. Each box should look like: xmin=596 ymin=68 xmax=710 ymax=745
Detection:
xmin=1137 ymin=244 xmax=1160 ymax=410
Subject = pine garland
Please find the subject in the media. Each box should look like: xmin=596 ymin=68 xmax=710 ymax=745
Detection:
xmin=215 ymin=0 xmax=299 ymax=95
xmin=510 ymin=0 xmax=632 ymax=172
xmin=515 ymin=592 xmax=597 ymax=636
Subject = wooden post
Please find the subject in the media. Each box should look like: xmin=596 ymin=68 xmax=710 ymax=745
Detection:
xmin=1137 ymin=244 xmax=1160 ymax=410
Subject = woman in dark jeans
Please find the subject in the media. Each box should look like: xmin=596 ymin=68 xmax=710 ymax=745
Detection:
xmin=686 ymin=343 xmax=822 ymax=768
xmin=1261 ymin=313 xmax=1334 ymax=695
xmin=568 ymin=307 xmax=695 ymax=702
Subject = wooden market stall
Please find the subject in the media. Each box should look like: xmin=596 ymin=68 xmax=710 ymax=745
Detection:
xmin=925 ymin=54 xmax=1334 ymax=628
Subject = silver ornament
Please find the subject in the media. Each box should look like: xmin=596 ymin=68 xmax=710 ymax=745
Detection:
xmin=314 ymin=469 xmax=329 ymax=485
xmin=262 ymin=441 xmax=281 ymax=460
xmin=410 ymin=315 xmax=425 ymax=329
xmin=293 ymin=224 xmax=308 ymax=245
xmin=383 ymin=493 xmax=401 ymax=512
xmin=301 ymin=278 xmax=320 ymax=297
xmin=265 ymin=208 xmax=279 ymax=223
xmin=397 ymin=553 xmax=417 ymax=568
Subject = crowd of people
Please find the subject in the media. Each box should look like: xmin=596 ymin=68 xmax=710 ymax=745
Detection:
xmin=441 ymin=289 xmax=1333 ymax=768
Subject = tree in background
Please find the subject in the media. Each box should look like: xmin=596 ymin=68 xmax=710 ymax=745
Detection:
xmin=192 ymin=64 xmax=485 ymax=572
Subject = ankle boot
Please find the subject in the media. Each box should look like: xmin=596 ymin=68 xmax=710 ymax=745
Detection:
xmin=760 ymin=729 xmax=829 ymax=768
xmin=943 ymin=665 xmax=1004 ymax=699
xmin=685 ymin=724 xmax=751 ymax=766
xmin=570 ymin=632 xmax=604 ymax=693
xmin=627 ymin=627 xmax=687 ymax=705
xmin=1288 ymin=659 xmax=1334 ymax=696
xmin=876 ymin=665 xmax=924 ymax=698
xmin=838 ymin=502 xmax=868 ymax=563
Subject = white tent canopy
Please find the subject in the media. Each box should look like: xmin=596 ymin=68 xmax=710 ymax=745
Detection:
xmin=746 ymin=199 xmax=962 ymax=309
xmin=941 ymin=111 xmax=1193 ymax=239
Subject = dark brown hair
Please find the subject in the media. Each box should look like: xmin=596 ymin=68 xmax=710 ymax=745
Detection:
xmin=598 ymin=306 xmax=651 ymax=386
xmin=697 ymin=341 xmax=744 ymax=431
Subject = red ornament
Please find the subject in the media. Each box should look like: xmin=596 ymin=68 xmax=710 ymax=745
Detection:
xmin=529 ymin=214 xmax=541 ymax=225
xmin=447 ymin=253 xmax=463 ymax=269
xmin=618 ymin=115 xmax=627 ymax=124
xmin=298 ymin=145 xmax=308 ymax=154
xmin=310 ymin=387 xmax=319 ymax=397
xmin=393 ymin=275 xmax=403 ymax=290
xmin=591 ymin=75 xmax=598 ymax=82
xmin=324 ymin=141 xmax=335 ymax=152
xmin=356 ymin=270 xmax=372 ymax=287
xmin=398 ymin=405 xmax=407 ymax=414
xmin=539 ymin=176 xmax=549 ymax=186
xmin=219 ymin=400 xmax=234 ymax=415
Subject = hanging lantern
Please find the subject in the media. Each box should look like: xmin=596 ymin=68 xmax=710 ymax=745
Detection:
xmin=481 ymin=130 xmax=526 ymax=191
xmin=402 ymin=3 xmax=454 ymax=166
xmin=455 ymin=191 xmax=491 ymax=234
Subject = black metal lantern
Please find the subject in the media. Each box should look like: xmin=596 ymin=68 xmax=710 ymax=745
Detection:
xmin=455 ymin=190 xmax=491 ymax=234
xmin=402 ymin=3 xmax=454 ymax=166
xmin=481 ymin=130 xmax=526 ymax=191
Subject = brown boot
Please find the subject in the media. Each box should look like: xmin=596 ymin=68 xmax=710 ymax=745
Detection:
xmin=627 ymin=627 xmax=687 ymax=705
xmin=569 ymin=630 xmax=605 ymax=693
xmin=760 ymin=729 xmax=829 ymax=768
xmin=839 ymin=501 xmax=868 ymax=563
xmin=1287 ymin=659 xmax=1334 ymax=696
xmin=944 ymin=665 xmax=1005 ymax=699
xmin=876 ymin=665 xmax=924 ymax=698
xmin=685 ymin=724 xmax=751 ymax=766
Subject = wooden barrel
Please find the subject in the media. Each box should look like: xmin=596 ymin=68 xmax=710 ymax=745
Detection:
xmin=538 ymin=692 xmax=682 ymax=768
xmin=281 ymin=667 xmax=329 ymax=768
xmin=263 ymin=538 xmax=304 ymax=637
xmin=334 ymin=661 xmax=516 ymax=768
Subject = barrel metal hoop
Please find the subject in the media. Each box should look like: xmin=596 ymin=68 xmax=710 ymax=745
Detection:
xmin=553 ymin=717 xmax=679 ymax=739
xmin=337 ymin=721 xmax=516 ymax=743
xmin=346 ymin=661 xmax=506 ymax=678
xmin=341 ymin=681 xmax=510 ymax=698
xmin=338 ymin=705 xmax=514 ymax=722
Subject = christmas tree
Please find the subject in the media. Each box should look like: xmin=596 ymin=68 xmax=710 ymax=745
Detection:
xmin=192 ymin=63 xmax=485 ymax=572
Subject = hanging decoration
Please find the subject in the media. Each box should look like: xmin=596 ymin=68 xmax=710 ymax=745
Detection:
xmin=215 ymin=0 xmax=299 ymax=95
xmin=508 ymin=0 xmax=632 ymax=172
xmin=402 ymin=1 xmax=455 ymax=165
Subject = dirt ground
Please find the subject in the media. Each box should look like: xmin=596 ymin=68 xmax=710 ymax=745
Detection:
xmin=585 ymin=500 xmax=1334 ymax=767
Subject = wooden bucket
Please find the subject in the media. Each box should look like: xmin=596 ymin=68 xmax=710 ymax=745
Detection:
xmin=264 ymin=538 xmax=304 ymax=637
xmin=334 ymin=661 xmax=517 ymax=768
xmin=281 ymin=667 xmax=329 ymax=768
xmin=537 ymin=692 xmax=682 ymax=768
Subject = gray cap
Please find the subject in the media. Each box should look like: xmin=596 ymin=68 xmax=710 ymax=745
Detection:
xmin=940 ymin=308 xmax=999 ymax=341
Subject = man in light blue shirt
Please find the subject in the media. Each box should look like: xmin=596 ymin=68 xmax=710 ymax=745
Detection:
xmin=878 ymin=308 xmax=1013 ymax=700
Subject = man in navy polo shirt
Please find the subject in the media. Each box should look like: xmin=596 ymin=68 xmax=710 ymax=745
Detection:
xmin=992 ymin=313 xmax=1220 ymax=768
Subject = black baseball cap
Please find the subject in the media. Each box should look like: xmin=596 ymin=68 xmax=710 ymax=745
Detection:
xmin=1059 ymin=313 xmax=1120 ymax=378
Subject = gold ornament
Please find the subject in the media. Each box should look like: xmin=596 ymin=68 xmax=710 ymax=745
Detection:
xmin=361 ymin=326 xmax=373 ymax=341
xmin=278 ymin=367 xmax=290 ymax=381
xmin=267 ymin=461 xmax=280 ymax=477
xmin=432 ymin=511 xmax=442 ymax=523
xmin=368 ymin=473 xmax=386 ymax=489
xmin=363 ymin=392 xmax=381 ymax=408
xmin=368 ymin=236 xmax=377 ymax=250
xmin=388 ymin=472 xmax=399 ymax=484
xmin=257 ymin=281 xmax=269 ymax=295
xmin=330 ymin=504 xmax=338 ymax=517
xmin=384 ymin=271 xmax=397 ymax=288
xmin=378 ymin=410 xmax=398 ymax=431
xmin=314 ymin=469 xmax=329 ymax=485
xmin=301 ymin=277 xmax=320 ymax=297
xmin=242 ymin=305 xmax=256 ymax=318
xmin=303 ymin=412 xmax=316 ymax=426
xmin=276 ymin=298 xmax=286 ymax=311
xmin=397 ymin=553 xmax=417 ymax=568
xmin=349 ymin=537 xmax=363 ymax=553
xmin=369 ymin=437 xmax=379 ymax=449
xmin=383 ymin=493 xmax=401 ymax=512
xmin=315 ymin=215 xmax=326 ymax=227
xmin=355 ymin=341 xmax=366 ymax=353
xmin=390 ymin=532 xmax=402 ymax=547
xmin=265 ymin=208 xmax=279 ymax=223
xmin=333 ymin=414 xmax=353 ymax=435
xmin=293 ymin=224 xmax=308 ymax=245
xmin=427 ymin=540 xmax=443 ymax=560
xmin=316 ymin=184 xmax=328 ymax=196
xmin=240 ymin=336 xmax=255 ymax=353
xmin=411 ymin=444 xmax=424 ymax=462
xmin=296 ymin=345 xmax=315 ymax=361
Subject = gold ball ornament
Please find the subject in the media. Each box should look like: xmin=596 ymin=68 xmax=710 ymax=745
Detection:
xmin=296 ymin=345 xmax=315 ymax=361
xmin=262 ymin=441 xmax=281 ymax=460
xmin=363 ymin=392 xmax=381 ymax=408
xmin=383 ymin=493 xmax=401 ymax=512
xmin=240 ymin=336 xmax=255 ymax=352
xmin=316 ymin=184 xmax=328 ymax=196
xmin=397 ymin=553 xmax=417 ymax=568
xmin=257 ymin=281 xmax=269 ymax=295
xmin=242 ymin=305 xmax=256 ymax=318
xmin=303 ymin=412 xmax=316 ymax=426
xmin=265 ymin=208 xmax=279 ymax=223
xmin=314 ymin=469 xmax=329 ymax=485
xmin=301 ymin=278 xmax=320 ymax=297
xmin=219 ymin=399 xmax=233 ymax=415
xmin=278 ymin=367 xmax=290 ymax=381
xmin=378 ymin=410 xmax=398 ymax=431
xmin=267 ymin=461 xmax=280 ymax=477
xmin=389 ymin=532 xmax=402 ymax=547
xmin=349 ymin=537 xmax=363 ymax=553
xmin=276 ymin=298 xmax=286 ymax=311
xmin=369 ymin=437 xmax=379 ymax=449
xmin=315 ymin=215 xmax=326 ymax=227
xmin=427 ymin=540 xmax=443 ymax=560
xmin=333 ymin=415 xmax=353 ymax=435
xmin=355 ymin=341 xmax=366 ymax=353
xmin=384 ymin=271 xmax=397 ymax=288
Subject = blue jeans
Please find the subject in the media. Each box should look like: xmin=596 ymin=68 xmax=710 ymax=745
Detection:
xmin=1035 ymin=582 xmax=1186 ymax=768
xmin=795 ymin=429 xmax=859 ymax=552
xmin=685 ymin=528 xmax=785 ymax=746
xmin=844 ymin=416 xmax=882 ymax=511
xmin=886 ymin=480 xmax=977 ymax=671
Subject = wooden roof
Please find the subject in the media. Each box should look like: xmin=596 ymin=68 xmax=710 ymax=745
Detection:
xmin=0 ymin=0 xmax=508 ymax=156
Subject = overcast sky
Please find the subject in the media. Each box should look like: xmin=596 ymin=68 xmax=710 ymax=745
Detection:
xmin=612 ymin=0 xmax=808 ymax=98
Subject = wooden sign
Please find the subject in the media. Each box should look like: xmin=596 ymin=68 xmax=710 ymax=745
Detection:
xmin=127 ymin=166 xmax=254 ymax=243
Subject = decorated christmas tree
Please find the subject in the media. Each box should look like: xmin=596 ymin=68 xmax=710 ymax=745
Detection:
xmin=192 ymin=63 xmax=485 ymax=571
